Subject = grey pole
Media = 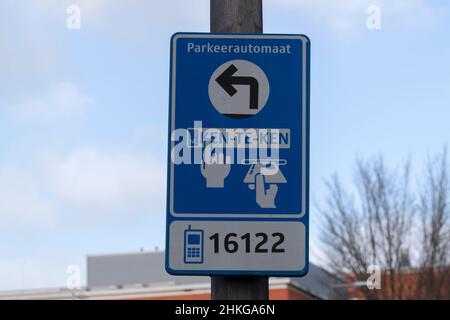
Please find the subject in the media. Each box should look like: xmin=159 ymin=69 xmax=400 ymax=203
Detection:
xmin=210 ymin=0 xmax=268 ymax=300
xmin=211 ymin=0 xmax=262 ymax=33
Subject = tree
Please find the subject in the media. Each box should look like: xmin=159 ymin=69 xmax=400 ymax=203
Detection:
xmin=320 ymin=151 xmax=450 ymax=299
xmin=416 ymin=149 xmax=450 ymax=299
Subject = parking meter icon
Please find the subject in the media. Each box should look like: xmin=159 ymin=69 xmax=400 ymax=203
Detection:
xmin=184 ymin=225 xmax=204 ymax=264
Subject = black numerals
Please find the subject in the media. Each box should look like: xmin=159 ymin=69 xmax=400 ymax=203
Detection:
xmin=209 ymin=232 xmax=286 ymax=254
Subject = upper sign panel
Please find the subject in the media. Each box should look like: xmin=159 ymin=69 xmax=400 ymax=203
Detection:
xmin=168 ymin=33 xmax=310 ymax=218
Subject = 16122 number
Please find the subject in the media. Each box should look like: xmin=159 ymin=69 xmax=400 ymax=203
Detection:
xmin=209 ymin=232 xmax=285 ymax=254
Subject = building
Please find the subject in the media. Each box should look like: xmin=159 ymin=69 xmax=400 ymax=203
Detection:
xmin=0 ymin=251 xmax=347 ymax=300
xmin=347 ymin=267 xmax=450 ymax=300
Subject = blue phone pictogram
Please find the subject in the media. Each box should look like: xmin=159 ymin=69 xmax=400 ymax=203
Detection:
xmin=184 ymin=225 xmax=204 ymax=264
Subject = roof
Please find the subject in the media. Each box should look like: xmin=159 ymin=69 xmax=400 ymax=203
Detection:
xmin=0 ymin=251 xmax=348 ymax=300
xmin=87 ymin=251 xmax=347 ymax=299
xmin=87 ymin=251 xmax=210 ymax=289
xmin=289 ymin=263 xmax=348 ymax=299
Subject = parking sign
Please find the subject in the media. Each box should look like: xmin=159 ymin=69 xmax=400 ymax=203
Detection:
xmin=166 ymin=33 xmax=310 ymax=276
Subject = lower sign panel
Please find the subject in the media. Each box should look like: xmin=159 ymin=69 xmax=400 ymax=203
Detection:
xmin=167 ymin=220 xmax=307 ymax=274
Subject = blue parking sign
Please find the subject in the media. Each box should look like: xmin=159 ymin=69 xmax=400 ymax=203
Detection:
xmin=166 ymin=33 xmax=310 ymax=276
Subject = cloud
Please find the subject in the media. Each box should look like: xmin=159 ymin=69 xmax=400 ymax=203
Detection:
xmin=0 ymin=257 xmax=84 ymax=291
xmin=0 ymin=167 xmax=54 ymax=228
xmin=381 ymin=0 xmax=438 ymax=29
xmin=45 ymin=148 xmax=165 ymax=213
xmin=36 ymin=0 xmax=208 ymax=39
xmin=0 ymin=1 xmax=65 ymax=95
xmin=266 ymin=0 xmax=442 ymax=38
xmin=10 ymin=82 xmax=94 ymax=122
xmin=0 ymin=146 xmax=165 ymax=291
xmin=0 ymin=145 xmax=165 ymax=230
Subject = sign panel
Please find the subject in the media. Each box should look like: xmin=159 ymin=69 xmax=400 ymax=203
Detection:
xmin=166 ymin=33 xmax=310 ymax=276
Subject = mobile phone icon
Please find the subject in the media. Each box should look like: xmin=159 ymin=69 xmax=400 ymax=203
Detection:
xmin=184 ymin=225 xmax=204 ymax=264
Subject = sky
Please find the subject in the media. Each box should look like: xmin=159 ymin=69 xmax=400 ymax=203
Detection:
xmin=0 ymin=0 xmax=449 ymax=291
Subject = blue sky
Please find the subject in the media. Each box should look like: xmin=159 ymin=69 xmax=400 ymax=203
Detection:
xmin=0 ymin=0 xmax=449 ymax=290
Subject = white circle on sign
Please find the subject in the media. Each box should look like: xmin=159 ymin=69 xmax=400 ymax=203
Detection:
xmin=208 ymin=60 xmax=270 ymax=119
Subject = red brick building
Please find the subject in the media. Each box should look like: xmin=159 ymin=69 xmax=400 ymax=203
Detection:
xmin=347 ymin=268 xmax=450 ymax=300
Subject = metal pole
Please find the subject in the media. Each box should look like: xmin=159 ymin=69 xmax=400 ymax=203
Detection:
xmin=210 ymin=0 xmax=268 ymax=300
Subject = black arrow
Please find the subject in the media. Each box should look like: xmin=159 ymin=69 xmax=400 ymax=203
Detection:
xmin=215 ymin=64 xmax=259 ymax=110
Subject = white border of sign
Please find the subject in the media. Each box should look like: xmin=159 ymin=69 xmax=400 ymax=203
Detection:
xmin=169 ymin=33 xmax=309 ymax=218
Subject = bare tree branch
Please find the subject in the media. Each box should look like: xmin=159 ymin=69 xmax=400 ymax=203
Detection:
xmin=417 ymin=148 xmax=450 ymax=299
